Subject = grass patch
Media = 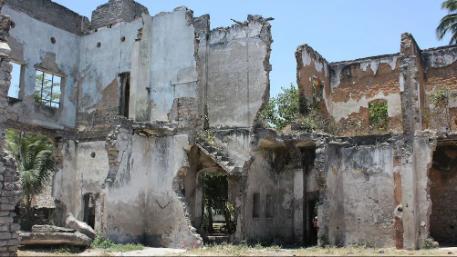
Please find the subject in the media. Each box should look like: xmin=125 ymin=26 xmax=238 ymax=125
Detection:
xmin=91 ymin=235 xmax=144 ymax=252
xmin=185 ymin=244 xmax=454 ymax=256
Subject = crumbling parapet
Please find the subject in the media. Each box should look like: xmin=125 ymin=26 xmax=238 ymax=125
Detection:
xmin=91 ymin=0 xmax=149 ymax=30
xmin=204 ymin=15 xmax=273 ymax=128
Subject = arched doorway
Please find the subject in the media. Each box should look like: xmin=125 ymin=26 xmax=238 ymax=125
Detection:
xmin=183 ymin=145 xmax=238 ymax=244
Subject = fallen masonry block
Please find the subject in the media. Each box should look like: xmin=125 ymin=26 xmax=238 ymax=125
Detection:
xmin=19 ymin=225 xmax=92 ymax=247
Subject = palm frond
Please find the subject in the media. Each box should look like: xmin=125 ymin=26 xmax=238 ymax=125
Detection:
xmin=5 ymin=129 xmax=55 ymax=204
xmin=442 ymin=0 xmax=457 ymax=11
xmin=437 ymin=13 xmax=457 ymax=39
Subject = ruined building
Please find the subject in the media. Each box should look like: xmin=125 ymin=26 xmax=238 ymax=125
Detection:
xmin=0 ymin=0 xmax=456 ymax=254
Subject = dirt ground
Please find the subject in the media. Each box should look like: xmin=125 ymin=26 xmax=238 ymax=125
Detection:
xmin=16 ymin=245 xmax=457 ymax=256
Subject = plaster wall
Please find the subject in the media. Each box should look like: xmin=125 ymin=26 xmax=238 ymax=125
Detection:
xmin=321 ymin=143 xmax=395 ymax=247
xmin=102 ymin=132 xmax=201 ymax=248
xmin=205 ymin=18 xmax=271 ymax=128
xmin=2 ymin=6 xmax=80 ymax=129
xmin=53 ymin=140 xmax=108 ymax=222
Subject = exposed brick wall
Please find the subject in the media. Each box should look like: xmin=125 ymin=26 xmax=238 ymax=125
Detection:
xmin=330 ymin=55 xmax=402 ymax=136
xmin=423 ymin=46 xmax=457 ymax=132
xmin=91 ymin=0 xmax=148 ymax=30
xmin=296 ymin=44 xmax=330 ymax=116
xmin=296 ymin=34 xmax=457 ymax=137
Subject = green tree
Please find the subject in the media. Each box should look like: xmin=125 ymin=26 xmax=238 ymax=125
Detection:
xmin=5 ymin=129 xmax=55 ymax=227
xmin=260 ymin=84 xmax=300 ymax=129
xmin=437 ymin=0 xmax=457 ymax=44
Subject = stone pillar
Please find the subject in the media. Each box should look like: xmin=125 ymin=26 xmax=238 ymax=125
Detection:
xmin=0 ymin=6 xmax=22 ymax=256
xmin=398 ymin=33 xmax=433 ymax=250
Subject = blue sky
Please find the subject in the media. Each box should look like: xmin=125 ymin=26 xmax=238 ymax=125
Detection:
xmin=54 ymin=0 xmax=451 ymax=96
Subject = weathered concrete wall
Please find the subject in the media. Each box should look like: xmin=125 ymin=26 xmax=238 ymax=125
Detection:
xmin=320 ymin=142 xmax=396 ymax=247
xmin=242 ymin=131 xmax=321 ymax=245
xmin=102 ymin=130 xmax=201 ymax=248
xmin=78 ymin=18 xmax=142 ymax=130
xmin=204 ymin=16 xmax=272 ymax=128
xmin=244 ymin=150 xmax=296 ymax=244
xmin=2 ymin=5 xmax=80 ymax=129
xmin=53 ymin=140 xmax=108 ymax=225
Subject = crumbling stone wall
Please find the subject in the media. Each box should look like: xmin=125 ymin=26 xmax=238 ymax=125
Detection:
xmin=0 ymin=6 xmax=21 ymax=255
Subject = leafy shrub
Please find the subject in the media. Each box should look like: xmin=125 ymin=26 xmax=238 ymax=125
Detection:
xmin=259 ymin=84 xmax=300 ymax=129
xmin=368 ymin=101 xmax=388 ymax=129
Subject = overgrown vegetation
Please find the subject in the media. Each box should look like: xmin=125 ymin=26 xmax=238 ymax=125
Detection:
xmin=260 ymin=84 xmax=334 ymax=132
xmin=91 ymin=235 xmax=144 ymax=252
xmin=368 ymin=101 xmax=389 ymax=130
xmin=5 ymin=129 xmax=55 ymax=230
xmin=437 ymin=0 xmax=457 ymax=45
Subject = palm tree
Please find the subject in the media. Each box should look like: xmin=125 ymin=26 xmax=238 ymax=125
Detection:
xmin=437 ymin=0 xmax=457 ymax=44
xmin=5 ymin=129 xmax=55 ymax=225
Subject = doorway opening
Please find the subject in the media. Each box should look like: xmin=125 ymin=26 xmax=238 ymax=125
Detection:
xmin=429 ymin=143 xmax=457 ymax=246
xmin=83 ymin=193 xmax=96 ymax=229
xmin=301 ymin=147 xmax=318 ymax=246
xmin=119 ymin=72 xmax=130 ymax=118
